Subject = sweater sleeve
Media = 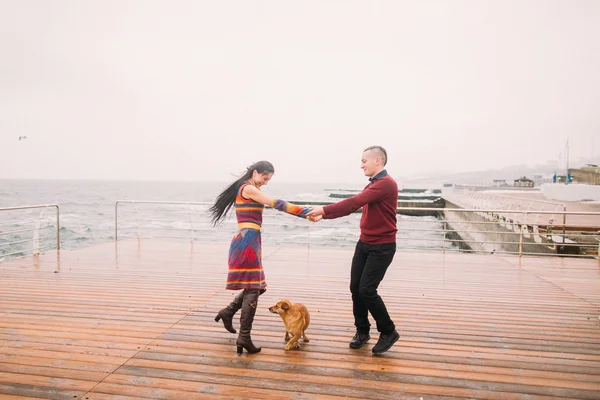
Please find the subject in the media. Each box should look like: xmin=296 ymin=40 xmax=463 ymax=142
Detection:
xmin=271 ymin=199 xmax=310 ymax=218
xmin=323 ymin=180 xmax=390 ymax=219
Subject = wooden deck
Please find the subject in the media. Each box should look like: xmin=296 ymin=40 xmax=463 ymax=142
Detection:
xmin=1 ymin=239 xmax=599 ymax=399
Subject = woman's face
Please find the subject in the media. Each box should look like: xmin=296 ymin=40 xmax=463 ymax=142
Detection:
xmin=252 ymin=170 xmax=273 ymax=187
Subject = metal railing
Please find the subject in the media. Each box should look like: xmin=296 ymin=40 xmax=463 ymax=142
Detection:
xmin=114 ymin=200 xmax=600 ymax=260
xmin=2 ymin=201 xmax=596 ymax=261
xmin=406 ymin=207 xmax=600 ymax=259
xmin=0 ymin=204 xmax=60 ymax=259
xmin=445 ymin=188 xmax=571 ymax=243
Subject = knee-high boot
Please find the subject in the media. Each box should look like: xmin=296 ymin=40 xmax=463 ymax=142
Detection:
xmin=236 ymin=289 xmax=261 ymax=354
xmin=214 ymin=291 xmax=244 ymax=334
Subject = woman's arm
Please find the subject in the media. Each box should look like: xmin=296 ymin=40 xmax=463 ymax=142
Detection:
xmin=243 ymin=185 xmax=310 ymax=218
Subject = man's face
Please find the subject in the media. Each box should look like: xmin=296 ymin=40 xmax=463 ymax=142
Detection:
xmin=361 ymin=149 xmax=380 ymax=177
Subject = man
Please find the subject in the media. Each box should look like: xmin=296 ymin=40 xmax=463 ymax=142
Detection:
xmin=307 ymin=145 xmax=399 ymax=355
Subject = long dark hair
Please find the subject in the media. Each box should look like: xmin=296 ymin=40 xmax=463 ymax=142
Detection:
xmin=209 ymin=161 xmax=275 ymax=226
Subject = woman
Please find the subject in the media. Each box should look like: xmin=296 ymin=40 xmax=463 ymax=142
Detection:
xmin=209 ymin=161 xmax=311 ymax=354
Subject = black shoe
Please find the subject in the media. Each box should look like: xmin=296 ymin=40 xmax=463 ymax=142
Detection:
xmin=372 ymin=330 xmax=400 ymax=355
xmin=349 ymin=332 xmax=371 ymax=349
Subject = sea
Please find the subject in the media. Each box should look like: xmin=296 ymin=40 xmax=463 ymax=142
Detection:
xmin=0 ymin=180 xmax=449 ymax=259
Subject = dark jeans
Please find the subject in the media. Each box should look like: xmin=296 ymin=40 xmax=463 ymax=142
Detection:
xmin=350 ymin=240 xmax=396 ymax=334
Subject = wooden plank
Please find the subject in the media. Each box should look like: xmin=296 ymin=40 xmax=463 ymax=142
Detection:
xmin=120 ymin=356 xmax=600 ymax=394
xmin=0 ymin=347 xmax=128 ymax=366
xmin=89 ymin=382 xmax=350 ymax=400
xmin=136 ymin=338 xmax=600 ymax=381
xmin=0 ymin=372 xmax=95 ymax=394
xmin=100 ymin=370 xmax=571 ymax=400
xmin=100 ymin=373 xmax=453 ymax=400
xmin=0 ymin=354 xmax=118 ymax=374
xmin=127 ymin=343 xmax=600 ymax=392
xmin=0 ymin=384 xmax=81 ymax=400
xmin=0 ymin=394 xmax=51 ymax=400
xmin=0 ymin=362 xmax=107 ymax=383
xmin=84 ymin=394 xmax=149 ymax=400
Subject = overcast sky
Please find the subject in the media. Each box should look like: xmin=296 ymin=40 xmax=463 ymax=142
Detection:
xmin=1 ymin=1 xmax=599 ymax=183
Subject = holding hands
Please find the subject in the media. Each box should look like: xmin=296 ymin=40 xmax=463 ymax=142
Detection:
xmin=306 ymin=207 xmax=324 ymax=223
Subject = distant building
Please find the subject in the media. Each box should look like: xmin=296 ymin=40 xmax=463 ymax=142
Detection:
xmin=568 ymin=164 xmax=600 ymax=185
xmin=514 ymin=177 xmax=534 ymax=188
xmin=492 ymin=179 xmax=508 ymax=187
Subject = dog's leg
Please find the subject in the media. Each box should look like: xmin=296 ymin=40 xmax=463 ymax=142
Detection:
xmin=285 ymin=331 xmax=290 ymax=341
xmin=284 ymin=333 xmax=302 ymax=351
xmin=302 ymin=330 xmax=310 ymax=342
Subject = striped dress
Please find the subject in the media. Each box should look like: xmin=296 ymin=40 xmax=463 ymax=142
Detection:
xmin=226 ymin=181 xmax=311 ymax=290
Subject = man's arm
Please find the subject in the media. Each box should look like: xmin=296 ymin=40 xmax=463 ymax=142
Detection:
xmin=318 ymin=180 xmax=390 ymax=219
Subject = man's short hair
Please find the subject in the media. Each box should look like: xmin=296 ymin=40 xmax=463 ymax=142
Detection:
xmin=364 ymin=145 xmax=388 ymax=166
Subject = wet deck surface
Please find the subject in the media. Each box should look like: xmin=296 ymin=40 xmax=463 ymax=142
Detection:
xmin=1 ymin=239 xmax=599 ymax=399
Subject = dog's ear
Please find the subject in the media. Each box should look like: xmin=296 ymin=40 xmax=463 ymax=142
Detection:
xmin=281 ymin=301 xmax=290 ymax=310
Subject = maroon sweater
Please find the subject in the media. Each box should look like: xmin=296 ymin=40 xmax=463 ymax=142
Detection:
xmin=323 ymin=172 xmax=398 ymax=244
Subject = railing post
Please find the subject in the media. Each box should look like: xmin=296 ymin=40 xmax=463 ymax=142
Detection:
xmin=519 ymin=212 xmax=525 ymax=258
xmin=114 ymin=201 xmax=118 ymax=242
xmin=562 ymin=206 xmax=567 ymax=245
xmin=55 ymin=205 xmax=60 ymax=250
xmin=134 ymin=204 xmax=140 ymax=241
xmin=189 ymin=206 xmax=194 ymax=244
xmin=443 ymin=219 xmax=447 ymax=254
xmin=33 ymin=216 xmax=40 ymax=256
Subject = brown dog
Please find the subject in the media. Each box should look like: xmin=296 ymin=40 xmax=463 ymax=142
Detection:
xmin=268 ymin=300 xmax=310 ymax=350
